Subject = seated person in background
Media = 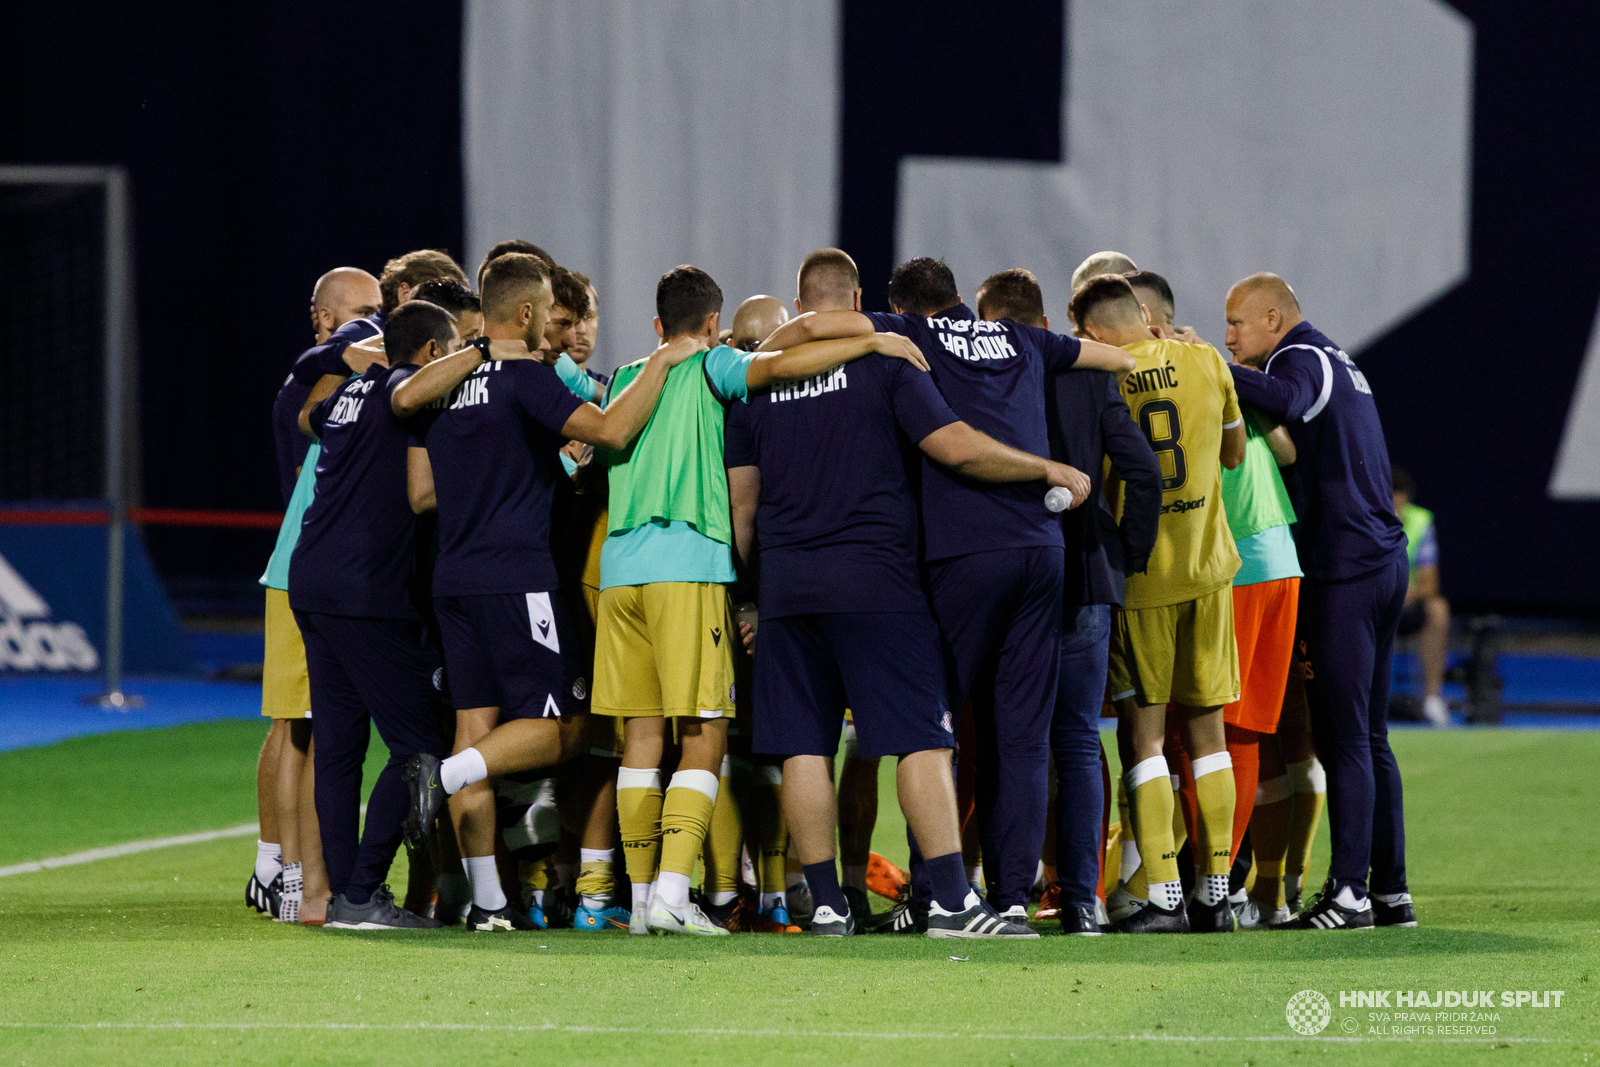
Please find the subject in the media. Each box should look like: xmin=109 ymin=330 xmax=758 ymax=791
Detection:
xmin=1391 ymin=466 xmax=1450 ymax=727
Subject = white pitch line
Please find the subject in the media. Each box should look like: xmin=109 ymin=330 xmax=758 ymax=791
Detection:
xmin=0 ymin=823 xmax=258 ymax=878
xmin=0 ymin=1023 xmax=1566 ymax=1044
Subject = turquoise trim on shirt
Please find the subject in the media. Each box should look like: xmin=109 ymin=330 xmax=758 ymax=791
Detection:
xmin=702 ymin=344 xmax=754 ymax=402
xmin=260 ymin=442 xmax=320 ymax=591
xmin=599 ymin=520 xmax=735 ymax=589
xmin=1232 ymin=523 xmax=1303 ymax=587
xmin=554 ymin=353 xmax=600 ymax=402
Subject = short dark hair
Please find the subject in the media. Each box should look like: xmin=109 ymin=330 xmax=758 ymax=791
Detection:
xmin=378 ymin=249 xmax=467 ymax=312
xmin=1391 ymin=465 xmax=1415 ymax=498
xmin=656 ymin=265 xmax=723 ymax=337
xmin=481 ymin=253 xmax=551 ymax=322
xmin=975 ymin=268 xmax=1045 ymax=326
xmin=1123 ymin=269 xmax=1175 ymax=319
xmin=411 ymin=278 xmax=480 ymax=319
xmin=550 ymin=265 xmax=592 ymax=320
xmin=382 ymin=300 xmax=457 ymax=364
xmin=1068 ymin=274 xmax=1143 ymax=329
xmin=887 ymin=257 xmax=959 ymax=317
xmin=797 ymin=248 xmax=860 ymax=309
xmin=477 ymin=240 xmax=554 ymax=288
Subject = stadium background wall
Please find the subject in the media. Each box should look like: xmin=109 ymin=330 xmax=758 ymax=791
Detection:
xmin=3 ymin=0 xmax=1598 ymax=617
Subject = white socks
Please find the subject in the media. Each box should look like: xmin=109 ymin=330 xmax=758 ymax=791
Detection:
xmin=1149 ymin=880 xmax=1184 ymax=911
xmin=633 ymin=882 xmax=655 ymax=910
xmin=463 ymin=855 xmax=506 ymax=912
xmin=658 ymin=871 xmax=692 ymax=908
xmin=255 ymin=840 xmax=282 ymax=884
xmin=278 ymin=861 xmax=303 ymax=923
xmin=1197 ymin=873 xmax=1229 ymax=907
xmin=441 ymin=748 xmax=490 ymax=796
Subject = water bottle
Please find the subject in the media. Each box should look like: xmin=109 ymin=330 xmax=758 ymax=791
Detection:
xmin=1045 ymin=486 xmax=1075 ymax=512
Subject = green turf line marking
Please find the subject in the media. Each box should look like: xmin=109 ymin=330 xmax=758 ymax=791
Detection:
xmin=0 ymin=822 xmax=258 ymax=878
xmin=0 ymin=1023 xmax=1567 ymax=1044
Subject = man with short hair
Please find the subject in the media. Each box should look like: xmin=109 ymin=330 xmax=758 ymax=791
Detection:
xmin=1071 ymin=274 xmax=1246 ymax=934
xmin=289 ymin=299 xmax=464 ymax=930
xmin=250 ymin=266 xmax=384 ymax=924
xmin=1071 ymin=250 xmax=1138 ymax=294
xmin=595 ymin=264 xmax=934 ymax=936
xmin=762 ymin=255 xmax=1128 ymax=928
xmin=976 ymin=267 xmax=1162 ymax=936
xmin=477 ymin=239 xmax=554 ymax=289
xmin=391 ymin=253 xmax=698 ymax=931
xmin=1224 ymin=272 xmax=1414 ymax=930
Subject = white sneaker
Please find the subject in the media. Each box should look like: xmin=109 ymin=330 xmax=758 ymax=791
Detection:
xmin=629 ymin=897 xmax=651 ymax=936
xmin=647 ymin=896 xmax=730 ymax=936
xmin=997 ymin=904 xmax=1031 ymax=924
xmin=1423 ymin=695 xmax=1450 ymax=727
xmin=1106 ymin=882 xmax=1147 ymax=924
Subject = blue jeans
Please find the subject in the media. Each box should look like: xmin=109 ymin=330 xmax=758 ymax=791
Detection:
xmin=1049 ymin=604 xmax=1110 ymax=908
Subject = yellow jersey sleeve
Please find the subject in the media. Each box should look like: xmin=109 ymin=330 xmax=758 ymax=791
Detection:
xmin=1214 ymin=345 xmax=1242 ymax=428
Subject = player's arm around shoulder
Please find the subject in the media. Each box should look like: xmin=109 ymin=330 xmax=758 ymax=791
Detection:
xmin=561 ymin=335 xmax=700 ymax=450
xmin=745 ymin=332 xmax=928 ymax=390
xmin=757 ymin=309 xmax=876 ymax=352
xmin=1074 ymin=337 xmax=1138 ymax=377
xmin=389 ymin=338 xmax=532 ymax=418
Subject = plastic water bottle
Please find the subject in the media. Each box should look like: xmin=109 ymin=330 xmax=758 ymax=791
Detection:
xmin=1045 ymin=486 xmax=1075 ymax=512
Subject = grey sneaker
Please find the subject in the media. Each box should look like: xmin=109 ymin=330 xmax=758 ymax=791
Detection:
xmin=325 ymin=886 xmax=441 ymax=930
xmin=926 ymin=892 xmax=1039 ymax=939
xmin=810 ymin=904 xmax=856 ymax=937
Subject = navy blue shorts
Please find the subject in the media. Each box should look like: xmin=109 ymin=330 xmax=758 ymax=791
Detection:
xmin=434 ymin=591 xmax=589 ymax=719
xmin=752 ymin=612 xmax=953 ymax=760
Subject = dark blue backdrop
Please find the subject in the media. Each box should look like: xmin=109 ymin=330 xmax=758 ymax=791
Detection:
xmin=5 ymin=0 xmax=1598 ymax=616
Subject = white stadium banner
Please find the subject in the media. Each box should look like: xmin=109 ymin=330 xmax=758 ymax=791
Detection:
xmin=896 ymin=0 xmax=1474 ymax=354
xmin=463 ymin=0 xmax=840 ymax=374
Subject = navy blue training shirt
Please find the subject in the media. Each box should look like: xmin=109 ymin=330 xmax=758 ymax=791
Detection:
xmin=413 ymin=358 xmax=586 ymax=597
xmin=271 ymin=374 xmax=313 ymax=506
xmin=289 ymin=363 xmax=422 ymax=619
xmin=290 ymin=313 xmax=384 ymax=386
xmin=1228 ymin=321 xmax=1406 ymax=582
xmin=866 ymin=305 xmax=1079 ymax=561
xmin=723 ymin=353 xmax=959 ymax=619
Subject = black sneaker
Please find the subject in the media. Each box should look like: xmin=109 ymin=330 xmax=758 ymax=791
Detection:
xmin=1116 ymin=900 xmax=1190 ymax=933
xmin=810 ymin=904 xmax=857 ymax=936
xmin=245 ymin=872 xmax=284 ymax=919
xmin=465 ymin=904 xmax=525 ymax=931
xmin=1294 ymin=883 xmax=1375 ymax=930
xmin=926 ymin=893 xmax=1039 ymax=939
xmin=871 ymin=898 xmax=925 ymax=934
xmin=842 ymin=886 xmax=873 ymax=927
xmin=699 ymin=897 xmax=738 ymax=931
xmin=1373 ymin=892 xmax=1418 ymax=928
xmin=402 ymin=754 xmax=446 ymax=851
xmin=1058 ymin=903 xmax=1103 ymax=936
xmin=1187 ymin=896 xmax=1236 ymax=933
xmin=325 ymin=886 xmax=442 ymax=930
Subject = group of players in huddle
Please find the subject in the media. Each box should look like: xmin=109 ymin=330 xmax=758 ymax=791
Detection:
xmin=242 ymin=235 xmax=1418 ymax=939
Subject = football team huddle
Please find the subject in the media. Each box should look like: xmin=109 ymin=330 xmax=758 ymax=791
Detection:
xmin=242 ymin=238 xmax=1418 ymax=940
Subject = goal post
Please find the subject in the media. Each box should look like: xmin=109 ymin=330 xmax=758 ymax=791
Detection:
xmin=0 ymin=165 xmax=139 ymax=706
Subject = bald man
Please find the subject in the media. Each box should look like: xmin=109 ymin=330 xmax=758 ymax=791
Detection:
xmin=1224 ymin=272 xmax=1413 ymax=932
xmin=1070 ymin=251 xmax=1138 ymax=296
xmin=249 ymin=264 xmax=382 ymax=924
xmin=729 ymin=295 xmax=790 ymax=351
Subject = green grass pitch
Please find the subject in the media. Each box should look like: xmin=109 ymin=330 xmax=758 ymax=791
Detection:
xmin=1 ymin=721 xmax=1596 ymax=1065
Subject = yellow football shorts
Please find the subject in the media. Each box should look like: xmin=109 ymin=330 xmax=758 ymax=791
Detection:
xmin=261 ymin=587 xmax=311 ymax=719
xmin=1108 ymin=582 xmax=1240 ymax=709
xmin=593 ymin=582 xmax=736 ymax=719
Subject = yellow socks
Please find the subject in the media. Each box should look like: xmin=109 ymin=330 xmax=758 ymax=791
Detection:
xmin=657 ymin=769 xmax=719 ymax=907
xmin=1285 ymin=757 xmax=1326 ymax=897
xmin=616 ymin=766 xmax=663 ymax=901
xmin=1191 ymin=751 xmax=1236 ymax=906
xmin=576 ymin=848 xmax=616 ymax=910
xmin=1248 ymin=774 xmax=1291 ymax=909
xmin=1126 ymin=756 xmax=1180 ymax=909
xmin=755 ymin=764 xmax=790 ymax=909
xmin=701 ymin=756 xmax=742 ymax=906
